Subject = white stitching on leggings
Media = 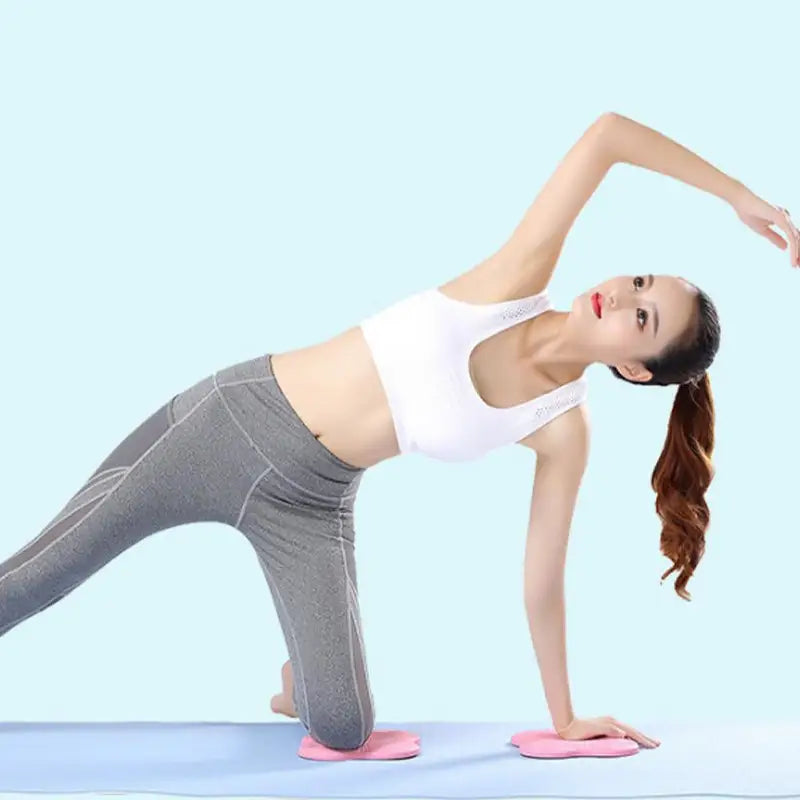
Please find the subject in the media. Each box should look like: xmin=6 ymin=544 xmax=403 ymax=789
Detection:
xmin=218 ymin=374 xmax=362 ymax=475
xmin=66 ymin=471 xmax=124 ymax=508
xmin=0 ymin=388 xmax=218 ymax=615
xmin=32 ymin=473 xmax=124 ymax=548
xmin=3 ymin=466 xmax=130 ymax=565
xmin=234 ymin=464 xmax=273 ymax=530
xmin=212 ymin=372 xmax=359 ymax=504
xmin=40 ymin=476 xmax=129 ymax=537
xmin=338 ymin=471 xmax=367 ymax=744
xmin=347 ymin=579 xmax=373 ymax=708
xmin=216 ymin=376 xmax=276 ymax=388
xmin=256 ymin=554 xmax=311 ymax=731
xmin=81 ymin=465 xmax=128 ymax=492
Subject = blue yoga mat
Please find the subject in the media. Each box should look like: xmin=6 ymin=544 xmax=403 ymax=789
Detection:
xmin=0 ymin=718 xmax=798 ymax=797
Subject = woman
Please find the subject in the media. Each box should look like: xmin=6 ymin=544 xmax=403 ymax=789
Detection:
xmin=1 ymin=113 xmax=797 ymax=755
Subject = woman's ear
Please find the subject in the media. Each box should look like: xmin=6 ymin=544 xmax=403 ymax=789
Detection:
xmin=617 ymin=362 xmax=653 ymax=383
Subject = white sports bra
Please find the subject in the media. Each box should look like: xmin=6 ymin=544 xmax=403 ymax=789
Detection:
xmin=359 ymin=284 xmax=588 ymax=462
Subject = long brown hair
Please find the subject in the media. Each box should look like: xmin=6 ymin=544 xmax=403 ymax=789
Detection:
xmin=609 ymin=284 xmax=721 ymax=601
xmin=652 ymin=373 xmax=715 ymax=601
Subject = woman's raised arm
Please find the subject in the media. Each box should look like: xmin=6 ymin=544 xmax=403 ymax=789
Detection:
xmin=604 ymin=112 xmax=743 ymax=204
xmin=603 ymin=113 xmax=798 ymax=266
xmin=495 ymin=113 xmax=618 ymax=287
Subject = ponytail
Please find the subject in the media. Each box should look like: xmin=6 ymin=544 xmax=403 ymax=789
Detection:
xmin=651 ymin=372 xmax=715 ymax=601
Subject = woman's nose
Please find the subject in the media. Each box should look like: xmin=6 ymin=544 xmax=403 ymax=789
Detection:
xmin=608 ymin=291 xmax=633 ymax=310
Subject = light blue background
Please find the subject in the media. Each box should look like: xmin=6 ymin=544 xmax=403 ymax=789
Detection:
xmin=1 ymin=0 xmax=798 ymax=745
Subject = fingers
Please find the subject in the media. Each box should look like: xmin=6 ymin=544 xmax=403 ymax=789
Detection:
xmin=598 ymin=717 xmax=627 ymax=739
xmin=762 ymin=226 xmax=788 ymax=248
xmin=775 ymin=207 xmax=800 ymax=266
xmin=608 ymin=718 xmax=661 ymax=748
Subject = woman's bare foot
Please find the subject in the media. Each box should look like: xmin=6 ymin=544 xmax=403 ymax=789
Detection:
xmin=270 ymin=659 xmax=299 ymax=719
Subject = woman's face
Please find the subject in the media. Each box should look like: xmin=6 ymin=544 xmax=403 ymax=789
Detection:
xmin=571 ymin=274 xmax=698 ymax=381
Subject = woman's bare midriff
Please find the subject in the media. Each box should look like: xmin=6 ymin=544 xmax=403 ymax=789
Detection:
xmin=270 ymin=325 xmax=402 ymax=470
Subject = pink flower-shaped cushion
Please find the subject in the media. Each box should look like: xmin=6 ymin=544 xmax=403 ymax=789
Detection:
xmin=298 ymin=729 xmax=421 ymax=760
xmin=511 ymin=729 xmax=640 ymax=758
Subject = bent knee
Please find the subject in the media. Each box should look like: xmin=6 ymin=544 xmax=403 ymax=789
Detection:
xmin=311 ymin=723 xmax=374 ymax=751
xmin=308 ymin=704 xmax=375 ymax=751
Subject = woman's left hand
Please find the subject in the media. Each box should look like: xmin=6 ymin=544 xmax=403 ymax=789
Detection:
xmin=556 ymin=716 xmax=660 ymax=749
xmin=731 ymin=187 xmax=799 ymax=267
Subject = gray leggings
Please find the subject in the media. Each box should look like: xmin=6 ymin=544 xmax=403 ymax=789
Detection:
xmin=0 ymin=353 xmax=374 ymax=751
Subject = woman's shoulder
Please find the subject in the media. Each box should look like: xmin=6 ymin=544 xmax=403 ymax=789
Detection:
xmin=517 ymin=402 xmax=591 ymax=463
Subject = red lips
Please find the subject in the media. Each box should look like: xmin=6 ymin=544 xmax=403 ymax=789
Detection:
xmin=592 ymin=292 xmax=603 ymax=318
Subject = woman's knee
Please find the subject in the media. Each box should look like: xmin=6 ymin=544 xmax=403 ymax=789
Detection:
xmin=307 ymin=698 xmax=375 ymax=750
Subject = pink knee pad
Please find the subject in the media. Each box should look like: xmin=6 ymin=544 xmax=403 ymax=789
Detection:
xmin=511 ymin=729 xmax=640 ymax=758
xmin=298 ymin=729 xmax=421 ymax=761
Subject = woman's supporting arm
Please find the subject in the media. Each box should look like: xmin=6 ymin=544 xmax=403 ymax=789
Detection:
xmin=525 ymin=577 xmax=574 ymax=732
xmin=604 ymin=112 xmax=745 ymax=205
xmin=522 ymin=405 xmax=590 ymax=732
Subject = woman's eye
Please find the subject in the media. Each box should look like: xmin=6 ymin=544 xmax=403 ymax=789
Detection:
xmin=637 ymin=308 xmax=648 ymax=328
xmin=633 ymin=275 xmax=645 ymax=289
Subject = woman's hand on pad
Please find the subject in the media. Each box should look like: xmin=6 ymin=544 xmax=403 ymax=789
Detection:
xmin=556 ymin=716 xmax=660 ymax=749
